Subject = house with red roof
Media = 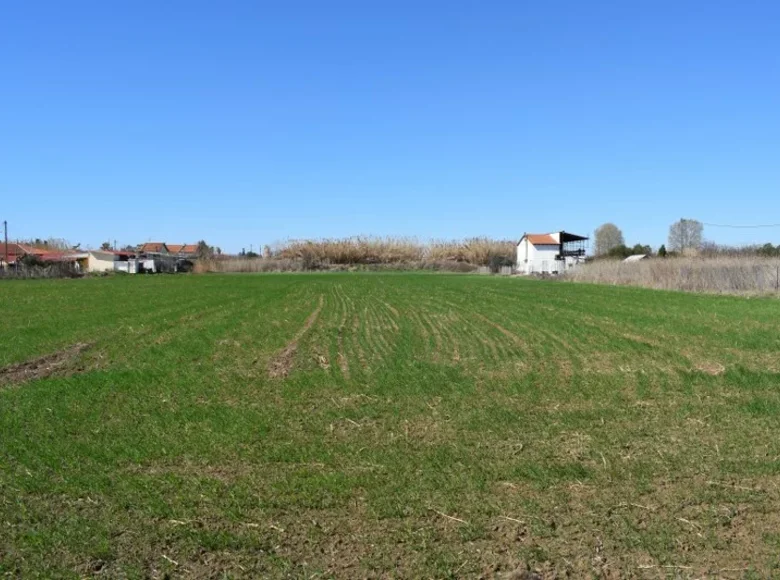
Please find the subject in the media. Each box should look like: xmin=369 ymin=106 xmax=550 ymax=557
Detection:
xmin=138 ymin=242 xmax=169 ymax=254
xmin=516 ymin=231 xmax=588 ymax=275
xmin=1 ymin=243 xmax=87 ymax=270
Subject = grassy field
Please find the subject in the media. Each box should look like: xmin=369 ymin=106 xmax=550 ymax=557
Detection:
xmin=2 ymin=273 xmax=780 ymax=578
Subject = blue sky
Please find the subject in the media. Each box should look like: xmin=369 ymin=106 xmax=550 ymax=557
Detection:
xmin=2 ymin=0 xmax=780 ymax=252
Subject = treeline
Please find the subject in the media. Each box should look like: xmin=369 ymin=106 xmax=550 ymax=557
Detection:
xmin=594 ymin=219 xmax=780 ymax=260
xmin=701 ymin=242 xmax=780 ymax=257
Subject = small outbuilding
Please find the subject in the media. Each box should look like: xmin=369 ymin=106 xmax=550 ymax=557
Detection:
xmin=86 ymin=250 xmax=137 ymax=273
xmin=623 ymin=254 xmax=648 ymax=263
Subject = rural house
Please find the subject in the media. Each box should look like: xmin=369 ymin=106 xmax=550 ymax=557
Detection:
xmin=516 ymin=231 xmax=588 ymax=275
xmin=138 ymin=242 xmax=169 ymax=254
xmin=145 ymin=243 xmax=199 ymax=258
xmin=1 ymin=243 xmax=32 ymax=268
xmin=1 ymin=243 xmax=87 ymax=271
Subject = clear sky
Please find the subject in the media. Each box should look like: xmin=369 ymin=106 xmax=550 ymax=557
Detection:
xmin=2 ymin=0 xmax=780 ymax=252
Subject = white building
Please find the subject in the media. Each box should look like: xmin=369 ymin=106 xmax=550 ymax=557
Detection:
xmin=516 ymin=231 xmax=588 ymax=275
xmin=86 ymin=250 xmax=138 ymax=273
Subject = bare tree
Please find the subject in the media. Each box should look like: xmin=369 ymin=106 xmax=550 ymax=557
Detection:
xmin=594 ymin=223 xmax=625 ymax=256
xmin=668 ymin=218 xmax=703 ymax=253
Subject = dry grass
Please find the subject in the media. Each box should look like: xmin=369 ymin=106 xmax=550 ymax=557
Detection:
xmin=567 ymin=256 xmax=780 ymax=294
xmin=196 ymin=257 xmax=478 ymax=273
xmin=194 ymin=237 xmax=515 ymax=273
xmin=266 ymin=236 xmax=514 ymax=266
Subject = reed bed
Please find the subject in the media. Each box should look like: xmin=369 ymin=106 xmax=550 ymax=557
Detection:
xmin=567 ymin=256 xmax=780 ymax=294
xmin=198 ymin=237 xmax=515 ymax=272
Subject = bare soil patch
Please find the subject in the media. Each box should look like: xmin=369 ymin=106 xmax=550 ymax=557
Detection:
xmin=268 ymin=296 xmax=324 ymax=378
xmin=0 ymin=342 xmax=93 ymax=387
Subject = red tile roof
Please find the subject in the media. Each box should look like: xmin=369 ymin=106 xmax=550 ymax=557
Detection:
xmin=167 ymin=244 xmax=185 ymax=253
xmin=524 ymin=234 xmax=558 ymax=245
xmin=139 ymin=242 xmax=168 ymax=253
xmin=181 ymin=244 xmax=198 ymax=254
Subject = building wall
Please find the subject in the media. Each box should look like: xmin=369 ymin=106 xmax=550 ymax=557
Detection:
xmin=516 ymin=241 xmax=562 ymax=274
xmin=88 ymin=252 xmax=116 ymax=272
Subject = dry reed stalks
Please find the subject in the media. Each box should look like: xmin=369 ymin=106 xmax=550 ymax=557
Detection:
xmin=566 ymin=257 xmax=780 ymax=294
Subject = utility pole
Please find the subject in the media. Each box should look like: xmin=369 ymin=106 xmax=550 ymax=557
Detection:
xmin=3 ymin=220 xmax=7 ymax=269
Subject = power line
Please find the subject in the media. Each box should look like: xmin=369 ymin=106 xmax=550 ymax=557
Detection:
xmin=701 ymin=222 xmax=780 ymax=229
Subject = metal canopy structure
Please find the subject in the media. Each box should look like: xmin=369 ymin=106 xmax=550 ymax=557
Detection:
xmin=558 ymin=231 xmax=588 ymax=259
xmin=559 ymin=231 xmax=588 ymax=243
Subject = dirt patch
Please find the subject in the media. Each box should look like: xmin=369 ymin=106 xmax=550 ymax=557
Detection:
xmin=694 ymin=361 xmax=727 ymax=376
xmin=0 ymin=342 xmax=93 ymax=387
xmin=268 ymin=296 xmax=324 ymax=379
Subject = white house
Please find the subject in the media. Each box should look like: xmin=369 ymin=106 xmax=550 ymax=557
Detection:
xmin=516 ymin=231 xmax=588 ymax=275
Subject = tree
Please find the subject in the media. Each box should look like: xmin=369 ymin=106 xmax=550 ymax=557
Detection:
xmin=758 ymin=243 xmax=780 ymax=257
xmin=657 ymin=244 xmax=667 ymax=258
xmin=668 ymin=219 xmax=703 ymax=253
xmin=100 ymin=241 xmax=112 ymax=251
xmin=594 ymin=223 xmax=625 ymax=256
xmin=606 ymin=244 xmax=630 ymax=259
xmin=195 ymin=240 xmax=213 ymax=260
xmin=631 ymin=243 xmax=652 ymax=255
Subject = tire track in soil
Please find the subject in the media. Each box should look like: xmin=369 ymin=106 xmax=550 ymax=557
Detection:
xmin=415 ymin=307 xmax=445 ymax=362
xmin=0 ymin=342 xmax=93 ymax=388
xmin=334 ymin=285 xmax=351 ymax=380
xmin=421 ymin=307 xmax=459 ymax=365
xmin=351 ymin=313 xmax=370 ymax=373
xmin=418 ymin=297 xmax=496 ymax=365
xmin=267 ymin=295 xmax=324 ymax=379
xmin=367 ymin=299 xmax=396 ymax=360
xmin=434 ymin=311 xmax=461 ymax=364
xmin=497 ymin=315 xmax=585 ymax=376
xmin=405 ymin=306 xmax=434 ymax=358
xmin=362 ymin=305 xmax=386 ymax=361
xmin=473 ymin=312 xmax=529 ymax=352
xmin=452 ymin=309 xmax=504 ymax=364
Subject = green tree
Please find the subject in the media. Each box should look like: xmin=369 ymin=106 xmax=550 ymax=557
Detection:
xmin=657 ymin=244 xmax=667 ymax=258
xmin=606 ymin=244 xmax=631 ymax=259
xmin=100 ymin=241 xmax=112 ymax=251
xmin=631 ymin=243 xmax=652 ymax=255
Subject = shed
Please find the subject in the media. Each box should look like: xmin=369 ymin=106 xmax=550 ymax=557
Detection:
xmin=623 ymin=254 xmax=648 ymax=263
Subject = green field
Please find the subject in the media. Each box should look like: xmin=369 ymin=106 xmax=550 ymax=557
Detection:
xmin=2 ymin=274 xmax=780 ymax=578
